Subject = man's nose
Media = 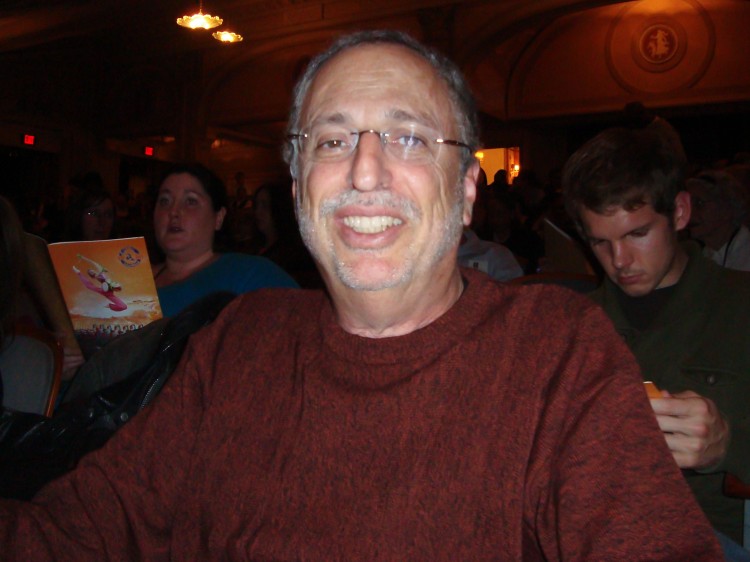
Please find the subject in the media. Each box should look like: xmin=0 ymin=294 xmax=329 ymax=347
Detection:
xmin=350 ymin=132 xmax=390 ymax=192
xmin=611 ymin=242 xmax=632 ymax=270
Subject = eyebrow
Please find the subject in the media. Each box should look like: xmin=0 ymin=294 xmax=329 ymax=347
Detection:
xmin=306 ymin=108 xmax=441 ymax=131
xmin=304 ymin=112 xmax=349 ymax=129
xmin=584 ymin=233 xmax=604 ymax=244
xmin=385 ymin=108 xmax=440 ymax=130
xmin=585 ymin=223 xmax=652 ymax=243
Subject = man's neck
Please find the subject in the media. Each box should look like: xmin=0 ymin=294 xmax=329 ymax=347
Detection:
xmin=615 ymin=281 xmax=678 ymax=331
xmin=331 ymin=267 xmax=465 ymax=339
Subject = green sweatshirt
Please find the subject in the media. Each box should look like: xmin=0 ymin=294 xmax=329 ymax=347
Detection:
xmin=590 ymin=241 xmax=750 ymax=544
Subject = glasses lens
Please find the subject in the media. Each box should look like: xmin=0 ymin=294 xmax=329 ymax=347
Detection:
xmin=383 ymin=126 xmax=434 ymax=162
xmin=303 ymin=126 xmax=355 ymax=161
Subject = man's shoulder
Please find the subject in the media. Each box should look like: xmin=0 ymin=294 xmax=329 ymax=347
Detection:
xmin=464 ymin=268 xmax=603 ymax=327
xmin=196 ymin=288 xmax=326 ymax=354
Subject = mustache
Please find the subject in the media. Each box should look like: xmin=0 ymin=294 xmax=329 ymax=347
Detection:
xmin=318 ymin=190 xmax=421 ymax=221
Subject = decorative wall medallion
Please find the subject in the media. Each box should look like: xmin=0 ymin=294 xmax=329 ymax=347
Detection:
xmin=633 ymin=20 xmax=686 ymax=73
xmin=606 ymin=0 xmax=714 ymax=94
xmin=641 ymin=24 xmax=676 ymax=62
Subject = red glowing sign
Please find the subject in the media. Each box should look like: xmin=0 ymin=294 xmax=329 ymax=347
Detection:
xmin=23 ymin=134 xmax=35 ymax=146
xmin=144 ymin=146 xmax=154 ymax=157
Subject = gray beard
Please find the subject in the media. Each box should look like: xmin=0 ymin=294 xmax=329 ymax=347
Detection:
xmin=295 ymin=184 xmax=465 ymax=291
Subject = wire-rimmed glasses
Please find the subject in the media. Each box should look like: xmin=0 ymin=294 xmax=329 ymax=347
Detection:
xmin=288 ymin=124 xmax=471 ymax=164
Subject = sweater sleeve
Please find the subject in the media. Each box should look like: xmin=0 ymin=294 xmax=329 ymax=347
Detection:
xmin=0 ymin=299 xmax=241 ymax=561
xmin=524 ymin=298 xmax=722 ymax=561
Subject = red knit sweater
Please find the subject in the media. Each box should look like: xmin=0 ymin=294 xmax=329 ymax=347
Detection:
xmin=0 ymin=270 xmax=722 ymax=560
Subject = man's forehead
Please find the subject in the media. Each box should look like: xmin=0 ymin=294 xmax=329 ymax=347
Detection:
xmin=581 ymin=202 xmax=660 ymax=234
xmin=317 ymin=42 xmax=434 ymax=79
xmin=305 ymin=107 xmax=441 ymax=131
xmin=301 ymin=43 xmax=451 ymax=124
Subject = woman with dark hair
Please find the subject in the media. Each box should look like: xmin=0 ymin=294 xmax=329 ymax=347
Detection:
xmin=65 ymin=180 xmax=116 ymax=242
xmin=252 ymin=179 xmax=322 ymax=288
xmin=151 ymin=163 xmax=298 ymax=317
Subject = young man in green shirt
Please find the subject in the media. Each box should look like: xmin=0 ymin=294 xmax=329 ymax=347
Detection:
xmin=563 ymin=125 xmax=750 ymax=552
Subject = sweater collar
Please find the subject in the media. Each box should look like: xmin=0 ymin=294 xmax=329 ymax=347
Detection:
xmin=316 ymin=269 xmax=497 ymax=389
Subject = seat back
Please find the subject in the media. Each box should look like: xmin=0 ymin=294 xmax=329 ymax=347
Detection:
xmin=724 ymin=474 xmax=750 ymax=547
xmin=0 ymin=323 xmax=62 ymax=416
xmin=507 ymin=272 xmax=599 ymax=294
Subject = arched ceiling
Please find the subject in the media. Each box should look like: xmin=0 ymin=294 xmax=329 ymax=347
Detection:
xmin=0 ymin=0 xmax=630 ymax=140
xmin=1 ymin=0 xmax=748 ymax=180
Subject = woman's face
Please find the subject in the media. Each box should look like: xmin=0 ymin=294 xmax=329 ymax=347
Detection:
xmin=153 ymin=173 xmax=226 ymax=258
xmin=81 ymin=198 xmax=115 ymax=241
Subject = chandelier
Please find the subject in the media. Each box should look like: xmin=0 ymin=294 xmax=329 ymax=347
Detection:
xmin=176 ymin=1 xmax=223 ymax=30
xmin=213 ymin=31 xmax=243 ymax=43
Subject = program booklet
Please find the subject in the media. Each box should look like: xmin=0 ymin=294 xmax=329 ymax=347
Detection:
xmin=47 ymin=237 xmax=162 ymax=358
xmin=542 ymin=218 xmax=596 ymax=275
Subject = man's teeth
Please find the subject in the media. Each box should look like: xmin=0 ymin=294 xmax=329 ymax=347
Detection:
xmin=343 ymin=216 xmax=403 ymax=234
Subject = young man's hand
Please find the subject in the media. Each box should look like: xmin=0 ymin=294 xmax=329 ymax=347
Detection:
xmin=650 ymin=390 xmax=729 ymax=470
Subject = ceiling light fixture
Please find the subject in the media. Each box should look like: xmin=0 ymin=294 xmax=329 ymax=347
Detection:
xmin=213 ymin=31 xmax=243 ymax=43
xmin=176 ymin=1 xmax=223 ymax=30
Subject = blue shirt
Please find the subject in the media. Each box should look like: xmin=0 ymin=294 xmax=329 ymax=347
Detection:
xmin=156 ymin=253 xmax=299 ymax=317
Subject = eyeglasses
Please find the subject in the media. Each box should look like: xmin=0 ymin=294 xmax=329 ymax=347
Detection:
xmin=288 ymin=124 xmax=471 ymax=164
xmin=84 ymin=209 xmax=114 ymax=219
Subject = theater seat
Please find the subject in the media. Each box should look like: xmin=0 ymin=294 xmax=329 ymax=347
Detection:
xmin=0 ymin=323 xmax=62 ymax=417
xmin=724 ymin=474 xmax=750 ymax=548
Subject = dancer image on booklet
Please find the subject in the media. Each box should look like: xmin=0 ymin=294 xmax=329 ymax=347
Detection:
xmin=72 ymin=253 xmax=127 ymax=312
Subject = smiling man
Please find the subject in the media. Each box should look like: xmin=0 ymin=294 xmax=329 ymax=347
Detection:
xmin=287 ymin=37 xmax=476 ymax=336
xmin=563 ymin=125 xmax=750 ymax=551
xmin=0 ymin=31 xmax=721 ymax=560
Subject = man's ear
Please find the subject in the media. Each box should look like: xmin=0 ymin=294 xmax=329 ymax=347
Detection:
xmin=462 ymin=162 xmax=479 ymax=226
xmin=673 ymin=191 xmax=691 ymax=231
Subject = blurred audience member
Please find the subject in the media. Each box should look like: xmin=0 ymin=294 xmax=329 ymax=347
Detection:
xmin=726 ymin=163 xmax=750 ymax=213
xmin=457 ymin=225 xmax=522 ymax=282
xmin=225 ymin=205 xmax=259 ymax=255
xmin=151 ymin=163 xmax=298 ymax=317
xmin=459 ymin=167 xmax=524 ymax=281
xmin=687 ymin=170 xmax=750 ymax=271
xmin=64 ymin=182 xmax=115 ymax=242
xmin=489 ymin=168 xmax=508 ymax=189
xmin=487 ymin=189 xmax=543 ymax=274
xmin=0 ymin=197 xmax=23 ymax=349
xmin=511 ymin=170 xmax=548 ymax=231
xmin=468 ymin=168 xmax=493 ymax=240
xmin=230 ymin=172 xmax=252 ymax=212
xmin=253 ymin=178 xmax=322 ymax=288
